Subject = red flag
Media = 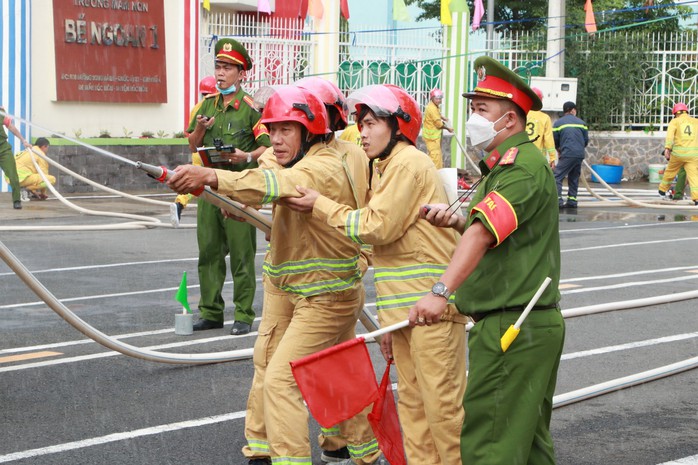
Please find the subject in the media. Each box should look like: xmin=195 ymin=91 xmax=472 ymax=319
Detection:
xmin=340 ymin=0 xmax=350 ymax=19
xmin=290 ymin=338 xmax=379 ymax=428
xmin=368 ymin=360 xmax=406 ymax=465
xmin=584 ymin=0 xmax=597 ymax=33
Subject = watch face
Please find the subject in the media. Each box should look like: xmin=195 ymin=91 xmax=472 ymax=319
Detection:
xmin=433 ymin=282 xmax=447 ymax=295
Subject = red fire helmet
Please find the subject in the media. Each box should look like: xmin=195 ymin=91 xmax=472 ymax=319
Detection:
xmin=261 ymin=85 xmax=330 ymax=135
xmin=346 ymin=84 xmax=422 ymax=146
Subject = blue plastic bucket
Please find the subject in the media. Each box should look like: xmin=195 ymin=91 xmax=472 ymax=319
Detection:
xmin=590 ymin=164 xmax=623 ymax=184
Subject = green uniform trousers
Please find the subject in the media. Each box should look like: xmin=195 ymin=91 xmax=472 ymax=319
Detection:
xmin=196 ymin=198 xmax=257 ymax=324
xmin=673 ymin=167 xmax=687 ymax=199
xmin=461 ymin=309 xmax=565 ymax=465
xmin=0 ymin=146 xmax=21 ymax=202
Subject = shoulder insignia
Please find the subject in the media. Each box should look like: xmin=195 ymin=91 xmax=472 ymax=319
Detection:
xmin=499 ymin=147 xmax=519 ymax=165
xmin=243 ymin=95 xmax=257 ymax=109
xmin=484 ymin=150 xmax=501 ymax=170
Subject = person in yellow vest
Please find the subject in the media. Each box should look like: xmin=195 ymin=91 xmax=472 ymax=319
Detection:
xmin=527 ymin=87 xmax=557 ymax=168
xmin=170 ymin=76 xmax=217 ymax=227
xmin=422 ymin=88 xmax=453 ymax=169
xmin=339 ymin=122 xmax=361 ymax=146
xmin=659 ymin=102 xmax=698 ymax=205
xmin=14 ymin=137 xmax=55 ymax=200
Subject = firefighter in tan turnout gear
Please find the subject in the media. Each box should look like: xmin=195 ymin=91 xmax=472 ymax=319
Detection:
xmin=167 ymin=85 xmax=384 ymax=465
xmin=285 ymin=84 xmax=468 ymax=465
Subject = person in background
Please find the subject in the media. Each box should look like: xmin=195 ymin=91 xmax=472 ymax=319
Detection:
xmin=186 ymin=39 xmax=271 ymax=335
xmin=526 ymin=87 xmax=557 ymax=168
xmin=422 ymin=88 xmax=453 ymax=169
xmin=170 ymin=76 xmax=217 ymax=227
xmin=0 ymin=106 xmax=32 ymax=210
xmin=552 ymin=101 xmax=589 ymax=209
xmin=410 ymin=56 xmax=564 ymax=465
xmin=339 ymin=121 xmax=361 ymax=146
xmin=168 ymin=85 xmax=384 ymax=465
xmin=14 ymin=137 xmax=54 ymax=200
xmin=285 ymin=84 xmax=467 ymax=465
xmin=658 ymin=102 xmax=698 ymax=205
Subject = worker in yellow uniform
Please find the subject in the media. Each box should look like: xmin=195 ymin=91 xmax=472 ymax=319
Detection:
xmin=659 ymin=102 xmax=698 ymax=205
xmin=167 ymin=85 xmax=385 ymax=465
xmin=422 ymin=88 xmax=453 ymax=169
xmin=13 ymin=137 xmax=55 ymax=201
xmin=339 ymin=122 xmax=361 ymax=146
xmin=285 ymin=84 xmax=467 ymax=465
xmin=170 ymin=76 xmax=217 ymax=227
xmin=527 ymin=87 xmax=557 ymax=168
xmin=243 ymin=77 xmax=372 ymax=464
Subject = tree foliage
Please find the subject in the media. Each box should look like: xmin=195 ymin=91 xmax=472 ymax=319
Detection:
xmin=404 ymin=0 xmax=691 ymax=33
xmin=564 ymin=33 xmax=652 ymax=130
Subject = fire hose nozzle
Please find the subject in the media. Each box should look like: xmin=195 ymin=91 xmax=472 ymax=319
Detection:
xmin=136 ymin=161 xmax=203 ymax=196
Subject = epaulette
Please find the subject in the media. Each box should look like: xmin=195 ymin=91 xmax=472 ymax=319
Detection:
xmin=499 ymin=147 xmax=519 ymax=165
xmin=204 ymin=92 xmax=218 ymax=100
xmin=243 ymin=95 xmax=257 ymax=109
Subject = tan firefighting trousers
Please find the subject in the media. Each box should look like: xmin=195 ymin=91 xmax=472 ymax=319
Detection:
xmin=20 ymin=173 xmax=55 ymax=192
xmin=244 ymin=276 xmax=379 ymax=464
xmin=659 ymin=155 xmax=698 ymax=201
xmin=424 ymin=138 xmax=444 ymax=169
xmin=391 ymin=320 xmax=466 ymax=465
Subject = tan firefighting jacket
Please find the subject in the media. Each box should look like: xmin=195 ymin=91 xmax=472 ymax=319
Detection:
xmin=422 ymin=101 xmax=445 ymax=141
xmin=311 ymin=141 xmax=466 ymax=326
xmin=14 ymin=147 xmax=49 ymax=182
xmin=214 ymin=142 xmax=363 ymax=296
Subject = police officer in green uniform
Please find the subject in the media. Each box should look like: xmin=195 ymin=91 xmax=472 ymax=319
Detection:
xmin=409 ymin=56 xmax=565 ymax=465
xmin=187 ymin=38 xmax=271 ymax=334
xmin=1 ymin=107 xmax=33 ymax=210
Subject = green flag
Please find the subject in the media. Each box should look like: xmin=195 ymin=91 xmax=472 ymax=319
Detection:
xmin=393 ymin=0 xmax=411 ymax=22
xmin=175 ymin=271 xmax=191 ymax=313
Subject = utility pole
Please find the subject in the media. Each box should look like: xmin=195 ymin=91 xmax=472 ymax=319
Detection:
xmin=546 ymin=0 xmax=565 ymax=78
xmin=486 ymin=0 xmax=494 ymax=54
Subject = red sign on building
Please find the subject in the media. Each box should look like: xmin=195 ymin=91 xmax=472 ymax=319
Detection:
xmin=53 ymin=0 xmax=167 ymax=103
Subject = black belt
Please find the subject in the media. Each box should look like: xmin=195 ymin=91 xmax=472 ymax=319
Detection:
xmin=469 ymin=303 xmax=559 ymax=323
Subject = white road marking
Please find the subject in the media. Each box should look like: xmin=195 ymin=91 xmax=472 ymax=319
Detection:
xmin=561 ymin=332 xmax=698 ymax=360
xmin=656 ymin=455 xmax=698 ymax=464
xmin=0 ymin=411 xmax=246 ymax=464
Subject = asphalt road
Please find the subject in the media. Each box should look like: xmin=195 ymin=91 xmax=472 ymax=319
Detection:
xmin=1 ymin=190 xmax=697 ymax=465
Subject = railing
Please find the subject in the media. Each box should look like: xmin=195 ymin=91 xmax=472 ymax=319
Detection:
xmin=201 ymin=11 xmax=697 ymax=131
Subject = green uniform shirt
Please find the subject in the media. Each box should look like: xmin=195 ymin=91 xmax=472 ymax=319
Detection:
xmin=455 ymin=131 xmax=561 ymax=314
xmin=187 ymin=89 xmax=270 ymax=171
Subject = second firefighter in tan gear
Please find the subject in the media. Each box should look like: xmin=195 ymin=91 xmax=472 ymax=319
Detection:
xmin=422 ymin=88 xmax=453 ymax=169
xmin=285 ymin=84 xmax=467 ymax=465
xmin=167 ymin=86 xmax=381 ymax=465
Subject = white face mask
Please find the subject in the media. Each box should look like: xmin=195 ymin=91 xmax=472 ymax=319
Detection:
xmin=466 ymin=112 xmax=507 ymax=151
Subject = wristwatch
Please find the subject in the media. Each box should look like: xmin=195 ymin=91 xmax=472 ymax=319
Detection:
xmin=246 ymin=152 xmax=252 ymax=163
xmin=431 ymin=281 xmax=452 ymax=300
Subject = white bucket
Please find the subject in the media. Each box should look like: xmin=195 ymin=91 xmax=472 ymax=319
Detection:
xmin=648 ymin=164 xmax=665 ymax=183
xmin=175 ymin=313 xmax=193 ymax=335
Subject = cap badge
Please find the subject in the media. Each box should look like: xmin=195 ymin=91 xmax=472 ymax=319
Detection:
xmin=223 ymin=43 xmax=233 ymax=52
xmin=477 ymin=66 xmax=487 ymax=82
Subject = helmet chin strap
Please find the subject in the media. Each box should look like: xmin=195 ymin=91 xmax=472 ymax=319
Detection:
xmin=369 ymin=126 xmax=399 ymax=186
xmin=285 ymin=130 xmax=328 ymax=169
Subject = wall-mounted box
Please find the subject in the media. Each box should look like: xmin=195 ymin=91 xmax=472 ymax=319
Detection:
xmin=529 ymin=77 xmax=578 ymax=112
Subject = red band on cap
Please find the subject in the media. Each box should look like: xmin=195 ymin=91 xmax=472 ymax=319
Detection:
xmin=217 ymin=50 xmax=247 ymax=69
xmin=474 ymin=75 xmax=534 ymax=114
